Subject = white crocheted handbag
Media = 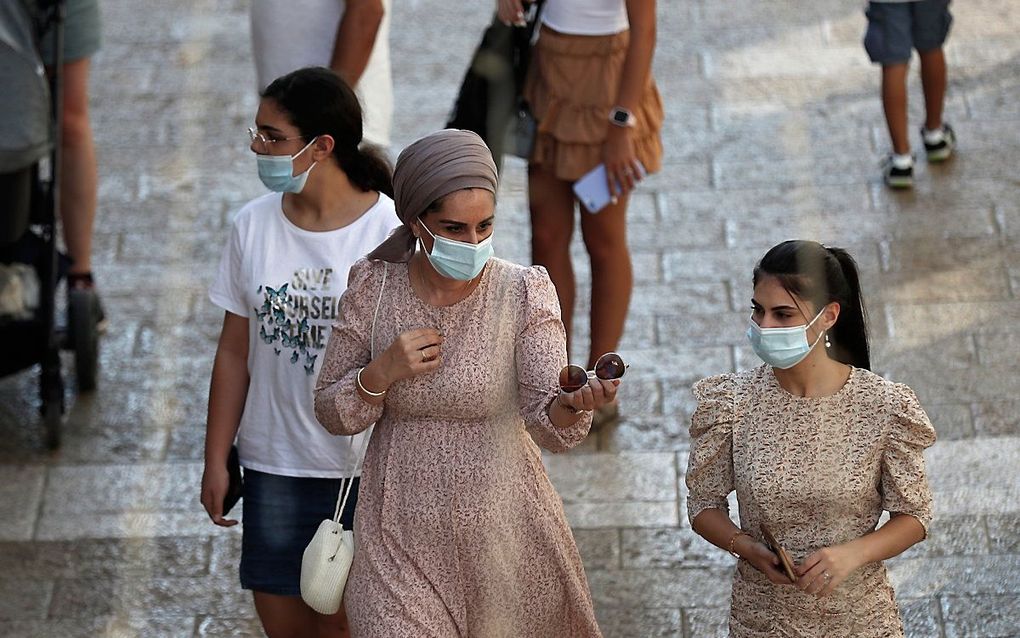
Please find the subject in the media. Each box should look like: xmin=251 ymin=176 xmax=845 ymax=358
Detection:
xmin=300 ymin=264 xmax=386 ymax=615
xmin=299 ymin=446 xmax=364 ymax=614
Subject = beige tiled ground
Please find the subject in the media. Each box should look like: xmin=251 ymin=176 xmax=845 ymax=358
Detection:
xmin=1 ymin=0 xmax=1018 ymax=635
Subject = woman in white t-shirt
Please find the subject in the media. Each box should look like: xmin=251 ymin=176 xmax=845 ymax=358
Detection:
xmin=501 ymin=0 xmax=663 ymax=430
xmin=200 ymin=67 xmax=400 ymax=638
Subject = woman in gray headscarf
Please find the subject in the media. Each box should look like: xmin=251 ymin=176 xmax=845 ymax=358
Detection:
xmin=314 ymin=129 xmax=612 ymax=637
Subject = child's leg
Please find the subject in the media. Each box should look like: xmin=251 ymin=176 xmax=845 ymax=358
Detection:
xmin=881 ymin=63 xmax=911 ymax=155
xmin=912 ymin=0 xmax=953 ymax=132
xmin=864 ymin=2 xmax=914 ymax=154
xmin=918 ymin=48 xmax=947 ymax=131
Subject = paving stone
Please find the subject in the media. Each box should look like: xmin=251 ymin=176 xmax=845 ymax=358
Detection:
xmin=587 ymin=567 xmax=733 ymax=609
xmin=564 ymin=501 xmax=679 ymax=530
xmin=941 ymin=594 xmax=1020 ymax=638
xmin=574 ymin=529 xmax=621 ymax=571
xmin=0 ymin=579 xmax=53 ymax=621
xmin=899 ymin=516 xmax=990 ymax=559
xmin=49 ymin=576 xmax=251 ymax=619
xmin=0 ymin=466 xmax=46 ymax=541
xmin=0 ymin=616 xmax=196 ymax=638
xmin=898 ymin=597 xmax=944 ymax=638
xmin=922 ymin=403 xmax=976 ymax=441
xmin=620 ymin=527 xmax=735 ymax=570
xmin=602 ymin=415 xmax=690 ymax=453
xmin=594 ymin=606 xmax=682 ymax=638
xmin=888 ymin=555 xmax=1020 ymax=598
xmin=0 ymin=536 xmax=212 ymax=580
xmin=987 ymin=514 xmax=1020 ymax=554
xmin=0 ymin=0 xmax=1015 ymax=632
xmin=684 ymin=606 xmax=729 ymax=638
xmin=975 ymin=332 xmax=1020 ymax=368
xmin=972 ymin=401 xmax=1020 ymax=437
xmin=195 ymin=616 xmax=264 ymax=637
xmin=208 ymin=532 xmax=244 ymax=575
xmin=925 ymin=439 xmax=1020 ymax=517
xmin=890 ymin=364 xmax=1020 ymax=405
xmin=546 ymin=452 xmax=677 ymax=503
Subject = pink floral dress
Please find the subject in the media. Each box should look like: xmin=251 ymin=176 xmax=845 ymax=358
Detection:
xmin=314 ymin=258 xmax=601 ymax=638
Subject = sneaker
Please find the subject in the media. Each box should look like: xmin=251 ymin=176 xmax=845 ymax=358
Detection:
xmin=881 ymin=154 xmax=914 ymax=189
xmin=922 ymin=123 xmax=956 ymax=163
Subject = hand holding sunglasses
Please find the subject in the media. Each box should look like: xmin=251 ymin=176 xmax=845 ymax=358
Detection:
xmin=557 ymin=352 xmax=628 ymax=414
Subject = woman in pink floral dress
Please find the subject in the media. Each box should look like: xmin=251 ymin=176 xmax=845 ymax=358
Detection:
xmin=314 ymin=130 xmax=612 ymax=637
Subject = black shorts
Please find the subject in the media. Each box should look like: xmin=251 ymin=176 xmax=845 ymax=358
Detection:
xmin=239 ymin=469 xmax=360 ymax=596
xmin=864 ymin=0 xmax=953 ymax=65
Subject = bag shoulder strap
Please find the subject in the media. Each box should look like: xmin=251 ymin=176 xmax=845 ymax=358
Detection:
xmin=331 ymin=262 xmax=387 ymax=524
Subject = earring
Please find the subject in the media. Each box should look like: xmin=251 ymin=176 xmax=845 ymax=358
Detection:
xmin=824 ymin=332 xmax=832 ymax=349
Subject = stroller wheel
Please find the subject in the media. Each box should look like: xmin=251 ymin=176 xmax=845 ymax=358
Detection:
xmin=43 ymin=400 xmax=61 ymax=450
xmin=69 ymin=288 xmax=100 ymax=392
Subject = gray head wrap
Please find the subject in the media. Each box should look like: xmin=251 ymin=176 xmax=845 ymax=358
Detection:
xmin=367 ymin=129 xmax=498 ymax=263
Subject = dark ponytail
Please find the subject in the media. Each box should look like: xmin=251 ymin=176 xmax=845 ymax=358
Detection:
xmin=262 ymin=67 xmax=393 ymax=198
xmin=752 ymin=240 xmax=871 ymax=370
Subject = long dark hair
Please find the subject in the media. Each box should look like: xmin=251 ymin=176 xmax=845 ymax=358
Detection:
xmin=752 ymin=240 xmax=871 ymax=370
xmin=262 ymin=67 xmax=393 ymax=197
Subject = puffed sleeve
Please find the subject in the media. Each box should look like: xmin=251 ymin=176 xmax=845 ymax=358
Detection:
xmin=881 ymin=383 xmax=937 ymax=535
xmin=516 ymin=266 xmax=592 ymax=453
xmin=313 ymin=259 xmax=387 ymax=435
xmin=686 ymin=374 xmax=738 ymax=524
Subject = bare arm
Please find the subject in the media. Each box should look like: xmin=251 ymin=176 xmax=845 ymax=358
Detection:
xmin=692 ymin=509 xmax=795 ymax=585
xmin=330 ymin=0 xmax=385 ymax=87
xmin=200 ymin=312 xmax=250 ymax=527
xmin=604 ymin=0 xmax=657 ymax=196
xmin=796 ymin=514 xmax=925 ymax=597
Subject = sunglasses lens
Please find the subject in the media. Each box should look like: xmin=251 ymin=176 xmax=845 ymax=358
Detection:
xmin=559 ymin=365 xmax=588 ymax=392
xmin=594 ymin=353 xmax=626 ymax=380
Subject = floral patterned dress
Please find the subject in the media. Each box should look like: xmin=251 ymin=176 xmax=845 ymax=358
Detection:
xmin=314 ymin=258 xmax=601 ymax=638
xmin=686 ymin=365 xmax=936 ymax=637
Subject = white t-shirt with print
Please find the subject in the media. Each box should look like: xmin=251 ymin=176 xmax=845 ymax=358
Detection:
xmin=209 ymin=191 xmax=399 ymax=477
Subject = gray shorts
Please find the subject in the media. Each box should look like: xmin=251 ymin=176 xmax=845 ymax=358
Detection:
xmin=864 ymin=0 xmax=952 ymax=65
xmin=38 ymin=0 xmax=102 ymax=65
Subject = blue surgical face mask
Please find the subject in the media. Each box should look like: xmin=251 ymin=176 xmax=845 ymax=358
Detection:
xmin=256 ymin=137 xmax=317 ymax=193
xmin=746 ymin=309 xmax=825 ymax=369
xmin=419 ymin=222 xmax=494 ymax=281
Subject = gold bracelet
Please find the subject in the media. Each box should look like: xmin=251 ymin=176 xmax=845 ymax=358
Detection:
xmin=356 ymin=367 xmax=387 ymax=398
xmin=727 ymin=531 xmax=750 ymax=558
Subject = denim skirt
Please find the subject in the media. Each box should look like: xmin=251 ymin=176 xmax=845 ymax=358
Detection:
xmin=240 ymin=469 xmax=360 ymax=596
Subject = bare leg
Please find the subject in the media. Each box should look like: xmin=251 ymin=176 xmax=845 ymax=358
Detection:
xmin=57 ymin=58 xmax=98 ymax=277
xmin=579 ymin=194 xmax=632 ymax=370
xmin=253 ymin=592 xmax=351 ymax=638
xmin=529 ymin=164 xmax=578 ymax=352
xmin=918 ymin=48 xmax=947 ymax=131
xmin=881 ymin=62 xmax=911 ymax=155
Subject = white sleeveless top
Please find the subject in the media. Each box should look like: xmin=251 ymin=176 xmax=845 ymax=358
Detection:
xmin=541 ymin=0 xmax=629 ymax=36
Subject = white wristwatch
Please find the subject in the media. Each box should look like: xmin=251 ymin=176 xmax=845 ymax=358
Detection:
xmin=608 ymin=106 xmax=637 ymax=128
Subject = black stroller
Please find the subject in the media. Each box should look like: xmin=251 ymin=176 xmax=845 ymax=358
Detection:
xmin=0 ymin=0 xmax=101 ymax=449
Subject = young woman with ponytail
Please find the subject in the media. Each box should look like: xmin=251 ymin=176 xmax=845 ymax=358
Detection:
xmin=200 ymin=67 xmax=399 ymax=637
xmin=685 ymin=240 xmax=936 ymax=637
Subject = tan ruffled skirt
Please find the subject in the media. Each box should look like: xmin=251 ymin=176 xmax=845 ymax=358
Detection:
xmin=524 ymin=26 xmax=664 ymax=181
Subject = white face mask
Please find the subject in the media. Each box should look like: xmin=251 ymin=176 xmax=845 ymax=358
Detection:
xmin=419 ymin=223 xmax=494 ymax=281
xmin=746 ymin=309 xmax=826 ymax=369
xmin=256 ymin=137 xmax=317 ymax=193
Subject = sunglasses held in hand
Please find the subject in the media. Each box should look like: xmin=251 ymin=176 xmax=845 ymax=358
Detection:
xmin=558 ymin=352 xmax=628 ymax=393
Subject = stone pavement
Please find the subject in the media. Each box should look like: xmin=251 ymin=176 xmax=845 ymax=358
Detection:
xmin=1 ymin=0 xmax=1018 ymax=635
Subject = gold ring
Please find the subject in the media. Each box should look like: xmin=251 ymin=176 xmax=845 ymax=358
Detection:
xmin=823 ymin=572 xmax=831 ymax=580
xmin=421 ymin=349 xmax=428 ymax=363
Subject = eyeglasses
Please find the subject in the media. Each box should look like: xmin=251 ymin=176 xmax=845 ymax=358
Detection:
xmin=558 ymin=352 xmax=628 ymax=393
xmin=247 ymin=126 xmax=306 ymax=151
